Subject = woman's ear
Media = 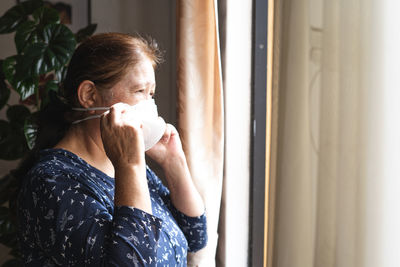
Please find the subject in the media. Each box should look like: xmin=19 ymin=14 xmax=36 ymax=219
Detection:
xmin=76 ymin=80 xmax=99 ymax=112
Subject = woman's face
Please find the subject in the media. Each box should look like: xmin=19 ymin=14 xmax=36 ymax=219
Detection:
xmin=106 ymin=57 xmax=156 ymax=106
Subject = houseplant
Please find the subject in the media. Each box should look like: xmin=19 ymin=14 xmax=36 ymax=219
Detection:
xmin=0 ymin=0 xmax=96 ymax=265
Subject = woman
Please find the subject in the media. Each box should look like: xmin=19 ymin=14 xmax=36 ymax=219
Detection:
xmin=17 ymin=33 xmax=207 ymax=266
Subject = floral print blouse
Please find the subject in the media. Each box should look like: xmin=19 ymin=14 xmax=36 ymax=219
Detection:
xmin=17 ymin=148 xmax=207 ymax=266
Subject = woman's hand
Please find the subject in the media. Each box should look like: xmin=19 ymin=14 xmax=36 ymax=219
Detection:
xmin=145 ymin=123 xmax=186 ymax=170
xmin=146 ymin=124 xmax=205 ymax=216
xmin=100 ymin=103 xmax=151 ymax=212
xmin=100 ymin=103 xmax=145 ymax=168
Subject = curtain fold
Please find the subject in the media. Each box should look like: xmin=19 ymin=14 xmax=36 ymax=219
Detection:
xmin=215 ymin=0 xmax=252 ymax=266
xmin=176 ymin=1 xmax=224 ymax=266
xmin=272 ymin=0 xmax=394 ymax=266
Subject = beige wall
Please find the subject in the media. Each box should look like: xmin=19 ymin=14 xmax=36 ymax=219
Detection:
xmin=92 ymin=0 xmax=177 ymax=126
xmin=0 ymin=0 xmax=176 ymax=264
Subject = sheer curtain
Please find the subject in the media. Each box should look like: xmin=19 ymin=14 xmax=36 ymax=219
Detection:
xmin=216 ymin=1 xmax=252 ymax=266
xmin=176 ymin=1 xmax=224 ymax=266
xmin=271 ymin=0 xmax=400 ymax=266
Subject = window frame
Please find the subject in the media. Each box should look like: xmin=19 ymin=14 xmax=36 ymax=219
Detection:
xmin=250 ymin=0 xmax=270 ymax=266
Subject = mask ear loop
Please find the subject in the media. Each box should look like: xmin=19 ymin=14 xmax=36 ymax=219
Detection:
xmin=71 ymin=107 xmax=110 ymax=124
xmin=72 ymin=107 xmax=110 ymax=111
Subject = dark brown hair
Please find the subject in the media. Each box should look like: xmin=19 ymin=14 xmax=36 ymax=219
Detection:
xmin=63 ymin=32 xmax=162 ymax=107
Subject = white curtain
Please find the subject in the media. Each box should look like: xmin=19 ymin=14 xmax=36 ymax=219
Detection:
xmin=272 ymin=0 xmax=400 ymax=266
xmin=216 ymin=1 xmax=252 ymax=266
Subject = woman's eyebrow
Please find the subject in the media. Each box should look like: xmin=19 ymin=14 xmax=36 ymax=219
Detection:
xmin=130 ymin=82 xmax=156 ymax=89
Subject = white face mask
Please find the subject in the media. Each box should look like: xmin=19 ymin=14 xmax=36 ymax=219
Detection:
xmin=72 ymin=99 xmax=166 ymax=151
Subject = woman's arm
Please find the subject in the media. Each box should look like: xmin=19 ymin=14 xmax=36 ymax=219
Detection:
xmin=146 ymin=167 xmax=208 ymax=252
xmin=100 ymin=103 xmax=152 ymax=214
xmin=161 ymin=154 xmax=204 ymax=217
xmin=146 ymin=124 xmax=205 ymax=217
xmin=113 ymin=165 xmax=151 ymax=213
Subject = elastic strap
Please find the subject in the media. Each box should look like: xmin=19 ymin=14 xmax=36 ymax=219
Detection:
xmin=71 ymin=114 xmax=105 ymax=124
xmin=71 ymin=107 xmax=110 ymax=111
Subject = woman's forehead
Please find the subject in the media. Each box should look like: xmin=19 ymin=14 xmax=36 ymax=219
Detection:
xmin=121 ymin=60 xmax=155 ymax=84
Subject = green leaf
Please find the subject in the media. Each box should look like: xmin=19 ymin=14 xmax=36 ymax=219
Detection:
xmin=75 ymin=23 xmax=97 ymax=43
xmin=0 ymin=207 xmax=10 ymax=225
xmin=54 ymin=65 xmax=67 ymax=82
xmin=0 ymin=60 xmax=10 ymax=110
xmin=0 ymin=83 xmax=10 ymax=111
xmin=40 ymin=79 xmax=59 ymax=108
xmin=2 ymin=56 xmax=17 ymax=83
xmin=6 ymin=105 xmax=31 ymax=127
xmin=0 ymin=207 xmax=18 ymax=247
xmin=13 ymin=77 xmax=38 ymax=101
xmin=3 ymin=56 xmax=38 ymax=100
xmin=17 ymin=42 xmax=47 ymax=77
xmin=0 ymin=171 xmax=20 ymax=208
xmin=33 ymin=6 xmax=60 ymax=26
xmin=0 ymin=175 xmax=20 ymax=250
xmin=41 ymin=23 xmax=76 ymax=67
xmin=15 ymin=7 xmax=60 ymax=53
xmin=24 ymin=114 xmax=38 ymax=150
xmin=0 ymin=120 xmax=28 ymax=160
xmin=45 ymin=79 xmax=58 ymax=92
xmin=14 ymin=21 xmax=38 ymax=54
xmin=0 ymin=120 xmax=11 ymax=146
xmin=0 ymin=0 xmax=43 ymax=34
xmin=19 ymin=23 xmax=76 ymax=76
xmin=0 ymin=174 xmax=13 ymax=205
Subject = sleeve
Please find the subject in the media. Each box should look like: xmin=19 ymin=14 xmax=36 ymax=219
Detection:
xmin=25 ymin=170 xmax=163 ymax=267
xmin=146 ymin=167 xmax=208 ymax=252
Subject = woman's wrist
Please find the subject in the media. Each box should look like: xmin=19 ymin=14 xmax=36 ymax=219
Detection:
xmin=164 ymin=163 xmax=205 ymax=216
xmin=114 ymin=161 xmax=145 ymax=174
xmin=114 ymin=163 xmax=148 ymax=191
xmin=113 ymin=161 xmax=151 ymax=213
xmin=160 ymin=154 xmax=187 ymax=176
xmin=110 ymin=152 xmax=146 ymax=169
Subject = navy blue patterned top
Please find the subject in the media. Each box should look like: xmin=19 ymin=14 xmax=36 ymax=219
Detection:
xmin=17 ymin=148 xmax=207 ymax=266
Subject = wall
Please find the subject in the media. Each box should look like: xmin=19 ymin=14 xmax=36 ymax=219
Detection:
xmin=0 ymin=0 xmax=176 ymax=264
xmin=91 ymin=0 xmax=177 ymax=179
xmin=92 ymin=0 xmax=177 ymax=125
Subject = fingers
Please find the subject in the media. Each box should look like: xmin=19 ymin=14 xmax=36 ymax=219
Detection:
xmin=169 ymin=124 xmax=179 ymax=136
xmin=102 ymin=102 xmax=143 ymax=129
xmin=100 ymin=103 xmax=146 ymax=166
xmin=161 ymin=123 xmax=177 ymax=143
xmin=109 ymin=103 xmax=129 ymax=126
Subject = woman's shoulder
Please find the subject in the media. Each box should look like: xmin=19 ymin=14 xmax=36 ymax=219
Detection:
xmin=19 ymin=149 xmax=85 ymax=211
xmin=20 ymin=148 xmax=113 ymax=212
xmin=22 ymin=149 xmax=100 ymax=193
xmin=27 ymin=148 xmax=86 ymax=178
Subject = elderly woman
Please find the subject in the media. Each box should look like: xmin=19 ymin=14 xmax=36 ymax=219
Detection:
xmin=17 ymin=33 xmax=207 ymax=266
